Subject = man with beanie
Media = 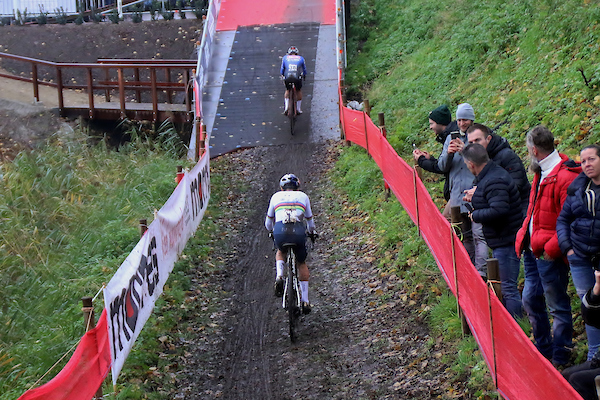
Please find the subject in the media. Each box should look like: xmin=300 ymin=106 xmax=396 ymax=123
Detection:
xmin=437 ymin=103 xmax=489 ymax=278
xmin=456 ymin=103 xmax=475 ymax=134
xmin=413 ymin=105 xmax=460 ymax=216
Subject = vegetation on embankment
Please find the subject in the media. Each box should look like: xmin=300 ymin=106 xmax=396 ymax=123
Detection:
xmin=0 ymin=124 xmax=203 ymax=399
xmin=333 ymin=0 xmax=600 ymax=395
xmin=347 ymin=0 xmax=600 ymax=158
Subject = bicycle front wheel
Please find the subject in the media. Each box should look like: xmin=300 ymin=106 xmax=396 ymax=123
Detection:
xmin=287 ymin=249 xmax=299 ymax=342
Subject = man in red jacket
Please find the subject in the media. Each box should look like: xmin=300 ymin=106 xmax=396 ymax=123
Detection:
xmin=515 ymin=125 xmax=582 ymax=367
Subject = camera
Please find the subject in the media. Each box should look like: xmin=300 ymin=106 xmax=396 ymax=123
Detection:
xmin=591 ymin=254 xmax=600 ymax=271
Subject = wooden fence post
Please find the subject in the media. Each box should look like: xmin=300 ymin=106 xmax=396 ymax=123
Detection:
xmin=450 ymin=206 xmax=470 ymax=336
xmin=486 ymin=257 xmax=503 ymax=399
xmin=139 ymin=219 xmax=148 ymax=237
xmin=363 ymin=99 xmax=370 ymax=117
xmin=82 ymin=297 xmax=102 ymax=400
xmin=486 ymin=258 xmax=502 ymax=303
xmin=176 ymin=165 xmax=184 ymax=184
xmin=378 ymin=112 xmax=390 ymax=200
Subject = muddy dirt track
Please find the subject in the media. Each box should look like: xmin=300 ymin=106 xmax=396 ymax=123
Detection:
xmin=172 ymin=142 xmax=469 ymax=399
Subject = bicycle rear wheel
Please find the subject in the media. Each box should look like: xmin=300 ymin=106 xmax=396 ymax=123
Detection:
xmin=287 ymin=249 xmax=299 ymax=342
xmin=289 ymin=86 xmax=296 ymax=135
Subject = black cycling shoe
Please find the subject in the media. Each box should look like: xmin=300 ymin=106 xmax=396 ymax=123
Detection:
xmin=274 ymin=278 xmax=284 ymax=297
xmin=302 ymin=302 xmax=311 ymax=314
xmin=282 ymin=110 xmax=288 ymax=116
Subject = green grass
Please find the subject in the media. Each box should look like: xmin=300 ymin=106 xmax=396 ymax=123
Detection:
xmin=0 ymin=124 xmax=191 ymax=399
xmin=339 ymin=0 xmax=600 ymax=395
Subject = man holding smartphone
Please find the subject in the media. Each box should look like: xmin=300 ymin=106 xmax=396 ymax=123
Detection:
xmin=437 ymin=103 xmax=489 ymax=278
xmin=412 ymin=105 xmax=459 ymax=218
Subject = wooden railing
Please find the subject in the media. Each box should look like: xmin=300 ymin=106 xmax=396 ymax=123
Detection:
xmin=0 ymin=52 xmax=196 ymax=122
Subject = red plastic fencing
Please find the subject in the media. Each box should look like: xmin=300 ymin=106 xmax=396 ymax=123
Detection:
xmin=18 ymin=310 xmax=110 ymax=400
xmin=338 ymin=94 xmax=582 ymax=399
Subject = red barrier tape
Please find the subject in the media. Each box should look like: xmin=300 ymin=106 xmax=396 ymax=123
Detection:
xmin=338 ymin=90 xmax=582 ymax=400
xmin=18 ymin=310 xmax=111 ymax=400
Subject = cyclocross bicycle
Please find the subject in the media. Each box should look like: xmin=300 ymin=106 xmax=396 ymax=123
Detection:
xmin=271 ymin=232 xmax=317 ymax=342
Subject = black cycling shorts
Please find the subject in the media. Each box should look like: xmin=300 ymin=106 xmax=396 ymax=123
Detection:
xmin=273 ymin=221 xmax=307 ymax=263
xmin=284 ymin=76 xmax=303 ymax=91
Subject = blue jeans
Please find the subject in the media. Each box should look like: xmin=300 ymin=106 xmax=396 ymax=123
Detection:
xmin=460 ymin=215 xmax=489 ymax=277
xmin=522 ymin=250 xmax=573 ymax=365
xmin=568 ymin=252 xmax=600 ymax=361
xmin=492 ymin=245 xmax=523 ymax=319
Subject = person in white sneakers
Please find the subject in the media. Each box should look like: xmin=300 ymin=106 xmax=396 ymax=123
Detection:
xmin=265 ymin=173 xmax=316 ymax=313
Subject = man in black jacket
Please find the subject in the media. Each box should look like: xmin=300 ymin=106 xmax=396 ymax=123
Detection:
xmin=466 ymin=123 xmax=531 ymax=216
xmin=462 ymin=143 xmax=524 ymax=318
xmin=412 ymin=105 xmax=460 ymax=218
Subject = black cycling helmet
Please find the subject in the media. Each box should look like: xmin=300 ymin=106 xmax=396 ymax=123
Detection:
xmin=280 ymin=173 xmax=300 ymax=190
xmin=287 ymin=46 xmax=299 ymax=55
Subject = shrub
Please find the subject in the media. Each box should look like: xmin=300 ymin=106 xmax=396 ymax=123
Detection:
xmin=13 ymin=8 xmax=28 ymax=26
xmin=74 ymin=12 xmax=84 ymax=25
xmin=89 ymin=8 xmax=102 ymax=23
xmin=54 ymin=7 xmax=67 ymax=24
xmin=108 ymin=8 xmax=120 ymax=24
xmin=36 ymin=6 xmax=48 ymax=25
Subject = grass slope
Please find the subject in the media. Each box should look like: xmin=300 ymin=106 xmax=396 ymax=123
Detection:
xmin=337 ymin=0 xmax=600 ymax=395
xmin=347 ymin=0 xmax=600 ymax=158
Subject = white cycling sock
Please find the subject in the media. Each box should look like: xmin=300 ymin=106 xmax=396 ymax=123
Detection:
xmin=297 ymin=100 xmax=302 ymax=112
xmin=276 ymin=260 xmax=285 ymax=278
xmin=284 ymin=98 xmax=289 ymax=111
xmin=300 ymin=281 xmax=309 ymax=303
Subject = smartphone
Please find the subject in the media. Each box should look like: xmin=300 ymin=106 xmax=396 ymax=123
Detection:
xmin=451 ymin=132 xmax=460 ymax=140
xmin=465 ymin=203 xmax=474 ymax=212
xmin=412 ymin=143 xmax=417 ymax=150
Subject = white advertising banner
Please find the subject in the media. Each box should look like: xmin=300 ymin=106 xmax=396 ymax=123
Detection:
xmin=188 ymin=0 xmax=222 ymax=160
xmin=104 ymin=150 xmax=211 ymax=384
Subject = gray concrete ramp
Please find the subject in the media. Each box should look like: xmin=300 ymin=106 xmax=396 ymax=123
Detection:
xmin=204 ymin=22 xmax=339 ymax=157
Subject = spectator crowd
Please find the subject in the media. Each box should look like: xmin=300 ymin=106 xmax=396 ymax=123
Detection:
xmin=413 ymin=104 xmax=600 ymax=399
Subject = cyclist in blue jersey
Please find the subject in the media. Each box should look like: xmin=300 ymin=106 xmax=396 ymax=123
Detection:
xmin=280 ymin=46 xmax=307 ymax=115
xmin=265 ymin=173 xmax=317 ymax=313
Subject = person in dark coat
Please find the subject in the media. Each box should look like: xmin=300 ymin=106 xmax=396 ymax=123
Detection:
xmin=466 ymin=123 xmax=531 ymax=215
xmin=562 ymin=270 xmax=600 ymax=400
xmin=462 ymin=143 xmax=523 ymax=318
xmin=557 ymin=144 xmax=600 ymax=360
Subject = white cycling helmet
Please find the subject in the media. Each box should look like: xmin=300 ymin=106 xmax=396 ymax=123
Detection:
xmin=287 ymin=46 xmax=299 ymax=55
xmin=280 ymin=173 xmax=300 ymax=189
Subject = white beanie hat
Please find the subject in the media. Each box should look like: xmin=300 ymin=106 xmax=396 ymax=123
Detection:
xmin=456 ymin=103 xmax=475 ymax=121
